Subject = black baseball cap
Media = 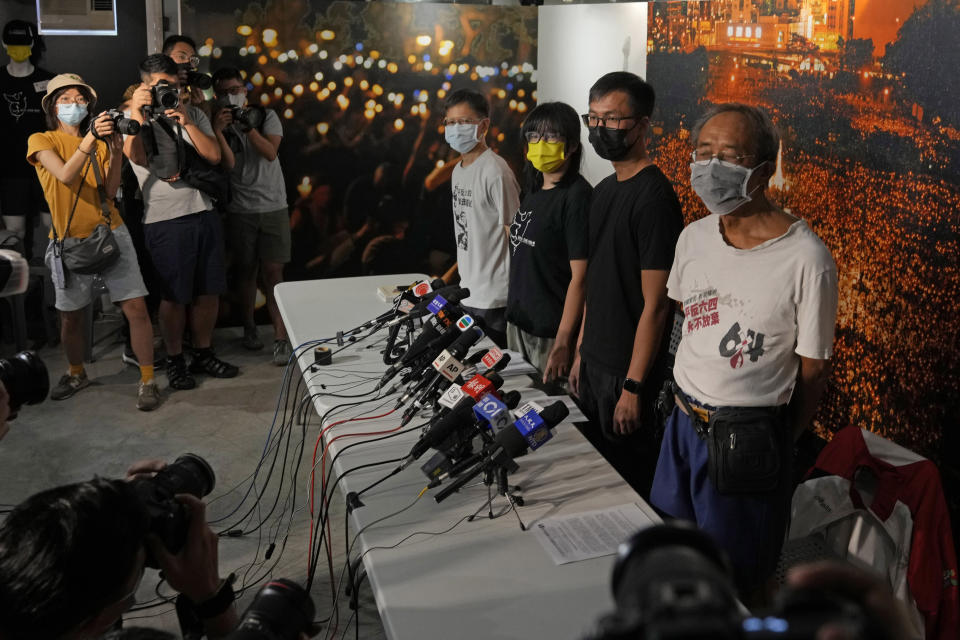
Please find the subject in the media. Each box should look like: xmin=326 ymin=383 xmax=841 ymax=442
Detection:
xmin=2 ymin=20 xmax=37 ymax=47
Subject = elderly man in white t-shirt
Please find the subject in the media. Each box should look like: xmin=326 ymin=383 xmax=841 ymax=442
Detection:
xmin=443 ymin=88 xmax=520 ymax=347
xmin=650 ymin=103 xmax=838 ymax=596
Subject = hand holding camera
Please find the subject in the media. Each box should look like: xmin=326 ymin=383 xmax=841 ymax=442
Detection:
xmin=145 ymin=494 xmax=221 ymax=604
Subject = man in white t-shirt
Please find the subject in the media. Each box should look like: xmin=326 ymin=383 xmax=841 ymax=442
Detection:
xmin=124 ymin=53 xmax=238 ymax=392
xmin=443 ymin=88 xmax=519 ymax=347
xmin=650 ymin=103 xmax=838 ymax=595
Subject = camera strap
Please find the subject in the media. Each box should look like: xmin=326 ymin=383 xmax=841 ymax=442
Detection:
xmin=142 ymin=115 xmax=185 ymax=182
xmin=88 ymin=150 xmax=114 ymax=225
xmin=52 ymin=151 xmax=94 ymax=250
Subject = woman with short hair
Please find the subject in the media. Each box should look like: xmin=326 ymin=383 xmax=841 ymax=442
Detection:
xmin=27 ymin=73 xmax=159 ymax=410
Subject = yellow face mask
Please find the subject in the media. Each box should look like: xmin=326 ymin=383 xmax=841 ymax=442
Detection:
xmin=5 ymin=45 xmax=32 ymax=63
xmin=526 ymin=140 xmax=566 ymax=174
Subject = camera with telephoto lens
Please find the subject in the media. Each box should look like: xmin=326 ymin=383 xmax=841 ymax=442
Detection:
xmin=132 ymin=453 xmax=215 ymax=567
xmin=177 ymin=62 xmax=212 ymax=91
xmin=98 ymin=109 xmax=140 ymax=136
xmin=585 ymin=523 xmax=890 ymax=640
xmin=149 ymin=79 xmax=180 ymax=112
xmin=226 ymin=578 xmax=318 ymax=639
xmin=0 ymin=351 xmax=49 ymax=418
xmin=228 ymin=105 xmax=266 ymax=132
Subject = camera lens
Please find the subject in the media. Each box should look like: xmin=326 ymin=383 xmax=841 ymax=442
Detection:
xmin=153 ymin=453 xmax=216 ymax=499
xmin=227 ymin=579 xmax=316 ymax=640
xmin=0 ymin=351 xmax=49 ymax=415
xmin=187 ymin=70 xmax=212 ymax=91
xmin=152 ymin=81 xmax=180 ymax=111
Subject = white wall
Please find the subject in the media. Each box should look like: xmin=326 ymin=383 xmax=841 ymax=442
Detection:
xmin=537 ymin=4 xmax=648 ymax=186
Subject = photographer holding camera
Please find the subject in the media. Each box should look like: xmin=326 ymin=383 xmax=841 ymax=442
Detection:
xmin=25 ymin=73 xmax=159 ymax=411
xmin=124 ymin=54 xmax=239 ymax=391
xmin=211 ymin=66 xmax=291 ymax=365
xmin=0 ymin=475 xmax=237 ymax=640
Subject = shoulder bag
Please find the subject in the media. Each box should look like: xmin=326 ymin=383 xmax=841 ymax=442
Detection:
xmin=52 ymin=149 xmax=121 ymax=275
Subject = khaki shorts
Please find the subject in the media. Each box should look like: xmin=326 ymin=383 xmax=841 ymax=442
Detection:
xmin=44 ymin=224 xmax=149 ymax=312
xmin=226 ymin=208 xmax=291 ymax=272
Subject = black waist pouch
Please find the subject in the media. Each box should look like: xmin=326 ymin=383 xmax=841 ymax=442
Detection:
xmin=707 ymin=406 xmax=784 ymax=495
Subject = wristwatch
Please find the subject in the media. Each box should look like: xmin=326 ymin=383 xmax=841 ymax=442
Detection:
xmin=622 ymin=378 xmax=642 ymax=395
xmin=192 ymin=577 xmax=236 ymax=618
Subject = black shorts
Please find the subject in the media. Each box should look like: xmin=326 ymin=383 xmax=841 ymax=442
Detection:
xmin=0 ymin=175 xmax=49 ymax=216
xmin=144 ymin=211 xmax=227 ymax=304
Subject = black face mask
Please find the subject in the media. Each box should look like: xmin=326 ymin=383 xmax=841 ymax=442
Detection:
xmin=588 ymin=123 xmax=637 ymax=161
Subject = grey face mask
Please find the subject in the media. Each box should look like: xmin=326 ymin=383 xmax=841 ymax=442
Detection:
xmin=690 ymin=158 xmax=766 ymax=216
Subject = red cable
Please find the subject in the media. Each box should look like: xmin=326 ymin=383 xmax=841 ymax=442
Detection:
xmin=307 ymin=408 xmax=397 ymax=577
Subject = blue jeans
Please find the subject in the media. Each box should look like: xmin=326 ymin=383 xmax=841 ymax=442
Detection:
xmin=650 ymin=405 xmax=793 ymax=592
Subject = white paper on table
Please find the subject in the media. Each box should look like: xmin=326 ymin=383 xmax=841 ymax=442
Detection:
xmin=530 ymin=503 xmax=657 ymax=565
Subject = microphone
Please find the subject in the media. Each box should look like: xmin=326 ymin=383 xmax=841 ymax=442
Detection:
xmin=397 ymin=328 xmax=485 ymax=414
xmin=372 ymin=278 xmax=445 ymax=325
xmin=386 ymin=286 xmax=470 ymax=326
xmin=433 ymin=401 xmax=569 ymax=503
xmin=402 ymin=372 xmax=506 ymax=464
xmin=418 ymin=389 xmax=521 ymax=484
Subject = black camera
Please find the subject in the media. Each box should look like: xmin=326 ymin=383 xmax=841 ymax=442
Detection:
xmin=177 ymin=62 xmax=212 ymax=91
xmin=586 ymin=523 xmax=888 ymax=640
xmin=228 ymin=105 xmax=266 ymax=132
xmin=98 ymin=109 xmax=141 ymax=136
xmin=132 ymin=453 xmax=215 ymax=567
xmin=0 ymin=351 xmax=49 ymax=418
xmin=226 ymin=579 xmax=317 ymax=640
xmin=150 ymin=79 xmax=180 ymax=111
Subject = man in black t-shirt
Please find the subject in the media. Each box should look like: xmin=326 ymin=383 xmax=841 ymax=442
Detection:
xmin=569 ymin=72 xmax=684 ymax=497
xmin=0 ymin=20 xmax=54 ymax=257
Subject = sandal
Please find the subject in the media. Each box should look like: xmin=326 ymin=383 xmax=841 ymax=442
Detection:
xmin=166 ymin=356 xmax=197 ymax=390
xmin=189 ymin=349 xmax=239 ymax=378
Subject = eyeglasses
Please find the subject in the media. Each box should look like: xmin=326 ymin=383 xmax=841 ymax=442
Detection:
xmin=56 ymin=97 xmax=88 ymax=106
xmin=690 ymin=150 xmax=756 ymax=165
xmin=442 ymin=118 xmax=483 ymax=127
xmin=524 ymin=131 xmax=564 ymax=144
xmin=581 ymin=113 xmax=638 ymax=129
xmin=174 ymin=54 xmax=201 ymax=68
xmin=220 ymin=85 xmax=247 ymax=95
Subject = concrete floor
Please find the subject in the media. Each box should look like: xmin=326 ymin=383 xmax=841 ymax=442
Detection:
xmin=1 ymin=318 xmax=387 ymax=639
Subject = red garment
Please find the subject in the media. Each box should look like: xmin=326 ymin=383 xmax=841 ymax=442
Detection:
xmin=811 ymin=427 xmax=959 ymax=640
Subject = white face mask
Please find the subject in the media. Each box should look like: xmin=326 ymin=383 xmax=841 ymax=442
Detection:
xmin=690 ymin=158 xmax=766 ymax=216
xmin=57 ymin=103 xmax=88 ymax=127
xmin=227 ymin=93 xmax=246 ymax=108
xmin=444 ymin=123 xmax=480 ymax=154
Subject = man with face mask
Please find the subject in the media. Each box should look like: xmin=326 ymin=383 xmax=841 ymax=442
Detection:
xmin=211 ymin=66 xmax=291 ymax=365
xmin=569 ymin=72 xmax=683 ymax=497
xmin=443 ymin=88 xmax=520 ymax=348
xmin=650 ymin=103 xmax=838 ymax=596
xmin=0 ymin=20 xmax=54 ymax=255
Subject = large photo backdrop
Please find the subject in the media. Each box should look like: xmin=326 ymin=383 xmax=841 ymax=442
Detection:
xmin=645 ymin=0 xmax=960 ymax=461
xmin=183 ymin=0 xmax=536 ymax=209
xmin=181 ymin=0 xmax=959 ymax=464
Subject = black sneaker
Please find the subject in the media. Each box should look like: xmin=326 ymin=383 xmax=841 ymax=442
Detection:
xmin=189 ymin=348 xmax=239 ymax=378
xmin=166 ymin=355 xmax=197 ymax=390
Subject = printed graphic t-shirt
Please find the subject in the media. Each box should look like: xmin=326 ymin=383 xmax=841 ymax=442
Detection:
xmin=450 ymin=148 xmax=520 ymax=309
xmin=506 ymin=175 xmax=591 ymax=337
xmin=579 ymin=165 xmax=684 ymax=376
xmin=669 ymin=214 xmax=838 ymax=407
xmin=0 ymin=67 xmax=55 ymax=177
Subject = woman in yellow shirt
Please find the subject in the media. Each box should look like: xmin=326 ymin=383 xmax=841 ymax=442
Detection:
xmin=27 ymin=73 xmax=159 ymax=411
